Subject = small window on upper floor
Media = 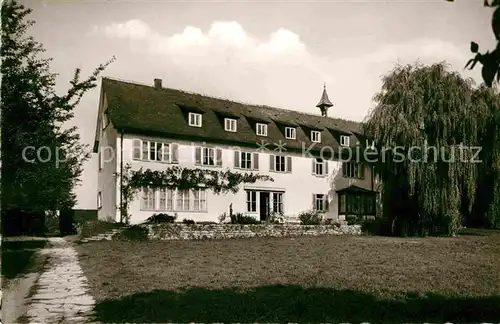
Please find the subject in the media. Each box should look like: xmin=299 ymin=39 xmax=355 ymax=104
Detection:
xmin=256 ymin=123 xmax=267 ymax=136
xmin=224 ymin=118 xmax=237 ymax=132
xmin=340 ymin=135 xmax=350 ymax=146
xmin=311 ymin=131 xmax=321 ymax=143
xmin=188 ymin=112 xmax=202 ymax=127
xmin=285 ymin=127 xmax=296 ymax=140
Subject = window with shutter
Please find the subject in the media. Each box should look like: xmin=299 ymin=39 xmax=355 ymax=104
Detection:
xmin=286 ymin=156 xmax=292 ymax=172
xmin=216 ymin=148 xmax=222 ymax=166
xmin=195 ymin=147 xmax=202 ymax=165
xmin=171 ymin=144 xmax=179 ymax=163
xmin=269 ymin=154 xmax=275 ymax=171
xmin=234 ymin=151 xmax=240 ymax=168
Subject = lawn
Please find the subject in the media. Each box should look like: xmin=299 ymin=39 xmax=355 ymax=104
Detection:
xmin=76 ymin=229 xmax=500 ymax=323
xmin=2 ymin=239 xmax=48 ymax=288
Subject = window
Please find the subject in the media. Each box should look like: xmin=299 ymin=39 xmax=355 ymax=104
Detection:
xmin=285 ymin=127 xmax=296 ymax=139
xmin=188 ymin=112 xmax=202 ymax=127
xmin=246 ymin=190 xmax=257 ymax=212
xmin=97 ymin=192 xmax=102 ymax=209
xmin=256 ymin=123 xmax=268 ymax=136
xmin=133 ymin=140 xmax=176 ymax=163
xmin=192 ymin=189 xmax=207 ymax=211
xmin=270 ymin=155 xmax=292 ymax=173
xmin=202 ymin=147 xmax=215 ymax=166
xmin=240 ymin=152 xmax=252 ymax=169
xmin=366 ymin=139 xmax=375 ymax=150
xmin=311 ymin=131 xmax=321 ymax=143
xmin=313 ymin=194 xmax=327 ymax=212
xmin=272 ymin=192 xmax=283 ymax=214
xmin=275 ymin=155 xmax=285 ymax=172
xmin=313 ymin=158 xmax=328 ymax=176
xmin=342 ymin=162 xmax=364 ymax=179
xmin=224 ymin=118 xmax=237 ymax=132
xmin=195 ymin=147 xmax=222 ymax=167
xmin=340 ymin=135 xmax=350 ymax=146
xmin=176 ymin=189 xmax=190 ymax=211
xmin=159 ymin=188 xmax=174 ymax=211
xmin=338 ymin=193 xmax=376 ymax=216
xmin=141 ymin=187 xmax=156 ymax=210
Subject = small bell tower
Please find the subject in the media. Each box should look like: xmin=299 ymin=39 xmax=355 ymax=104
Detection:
xmin=316 ymin=83 xmax=333 ymax=117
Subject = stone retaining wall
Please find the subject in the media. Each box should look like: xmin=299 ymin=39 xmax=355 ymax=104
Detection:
xmin=143 ymin=223 xmax=362 ymax=240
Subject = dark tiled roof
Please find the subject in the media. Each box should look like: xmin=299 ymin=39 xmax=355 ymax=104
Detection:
xmin=101 ymin=77 xmax=363 ymax=155
xmin=336 ymin=185 xmax=377 ymax=194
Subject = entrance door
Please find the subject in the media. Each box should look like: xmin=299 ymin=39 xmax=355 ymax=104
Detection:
xmin=259 ymin=192 xmax=270 ymax=221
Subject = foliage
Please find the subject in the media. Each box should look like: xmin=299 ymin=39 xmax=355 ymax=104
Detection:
xmin=230 ymin=213 xmax=260 ymax=224
xmin=218 ymin=212 xmax=230 ymax=224
xmin=115 ymin=225 xmax=149 ymax=241
xmin=77 ymin=220 xmax=122 ymax=239
xmin=346 ymin=215 xmax=358 ymax=226
xmin=145 ymin=213 xmax=176 ymax=224
xmin=120 ymin=163 xmax=273 ymax=224
xmin=299 ymin=210 xmax=322 ymax=225
xmin=447 ymin=0 xmax=500 ymax=87
xmin=266 ymin=211 xmax=285 ymax=224
xmin=182 ymin=219 xmax=195 ymax=225
xmin=0 ymin=0 xmax=114 ymax=232
xmin=363 ymin=62 xmax=498 ymax=236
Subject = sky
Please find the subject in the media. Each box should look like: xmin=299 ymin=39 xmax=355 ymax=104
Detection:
xmin=22 ymin=0 xmax=495 ymax=209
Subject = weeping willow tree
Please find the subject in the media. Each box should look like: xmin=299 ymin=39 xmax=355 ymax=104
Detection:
xmin=363 ymin=62 xmax=490 ymax=236
xmin=470 ymin=85 xmax=500 ymax=228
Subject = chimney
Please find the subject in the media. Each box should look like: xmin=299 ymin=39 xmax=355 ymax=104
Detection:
xmin=154 ymin=78 xmax=162 ymax=90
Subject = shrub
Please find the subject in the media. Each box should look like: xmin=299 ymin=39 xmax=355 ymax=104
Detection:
xmin=361 ymin=218 xmax=391 ymax=236
xmin=267 ymin=211 xmax=285 ymax=224
xmin=218 ymin=212 xmax=229 ymax=224
xmin=145 ymin=213 xmax=176 ymax=224
xmin=115 ymin=225 xmax=149 ymax=241
xmin=299 ymin=210 xmax=322 ymax=225
xmin=78 ymin=220 xmax=123 ymax=238
xmin=182 ymin=219 xmax=195 ymax=225
xmin=230 ymin=212 xmax=260 ymax=224
xmin=346 ymin=215 xmax=359 ymax=225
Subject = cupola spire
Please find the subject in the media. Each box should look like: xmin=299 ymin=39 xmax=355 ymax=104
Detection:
xmin=316 ymin=83 xmax=333 ymax=117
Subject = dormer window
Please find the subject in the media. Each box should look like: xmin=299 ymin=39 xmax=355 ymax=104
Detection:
xmin=224 ymin=118 xmax=237 ymax=132
xmin=256 ymin=123 xmax=267 ymax=136
xmin=340 ymin=135 xmax=350 ymax=146
xmin=366 ymin=139 xmax=375 ymax=150
xmin=311 ymin=131 xmax=321 ymax=143
xmin=285 ymin=127 xmax=296 ymax=140
xmin=188 ymin=112 xmax=202 ymax=127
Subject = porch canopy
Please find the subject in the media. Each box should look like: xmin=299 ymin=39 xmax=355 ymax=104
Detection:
xmin=337 ymin=185 xmax=377 ymax=216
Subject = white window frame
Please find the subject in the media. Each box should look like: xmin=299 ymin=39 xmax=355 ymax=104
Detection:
xmin=340 ymin=135 xmax=350 ymax=146
xmin=202 ymin=147 xmax=216 ymax=166
xmin=224 ymin=118 xmax=237 ymax=132
xmin=246 ymin=190 xmax=257 ymax=212
xmin=314 ymin=158 xmax=325 ymax=176
xmin=274 ymin=155 xmax=286 ymax=172
xmin=192 ymin=189 xmax=207 ymax=212
xmin=158 ymin=188 xmax=174 ymax=212
xmin=272 ymin=192 xmax=284 ymax=214
xmin=366 ymin=139 xmax=375 ymax=150
xmin=141 ymin=187 xmax=156 ymax=211
xmin=188 ymin=112 xmax=202 ymax=127
xmin=176 ymin=189 xmax=190 ymax=211
xmin=240 ymin=152 xmax=252 ymax=169
xmin=135 ymin=140 xmax=171 ymax=162
xmin=314 ymin=194 xmax=326 ymax=212
xmin=285 ymin=127 xmax=296 ymax=140
xmin=311 ymin=131 xmax=321 ymax=143
xmin=256 ymin=123 xmax=268 ymax=136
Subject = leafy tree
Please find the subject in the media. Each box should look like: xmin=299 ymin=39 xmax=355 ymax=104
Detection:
xmin=363 ymin=62 xmax=490 ymax=236
xmin=1 ymin=0 xmax=114 ymax=235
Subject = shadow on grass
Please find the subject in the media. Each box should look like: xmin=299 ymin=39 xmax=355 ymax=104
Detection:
xmin=94 ymin=285 xmax=500 ymax=323
xmin=2 ymin=240 xmax=47 ymax=279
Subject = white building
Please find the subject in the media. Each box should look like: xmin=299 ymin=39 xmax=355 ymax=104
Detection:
xmin=94 ymin=77 xmax=377 ymax=224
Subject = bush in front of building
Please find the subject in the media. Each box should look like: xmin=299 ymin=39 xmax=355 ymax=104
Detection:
xmin=182 ymin=219 xmax=195 ymax=225
xmin=230 ymin=213 xmax=261 ymax=224
xmin=299 ymin=210 xmax=322 ymax=225
xmin=145 ymin=213 xmax=176 ymax=224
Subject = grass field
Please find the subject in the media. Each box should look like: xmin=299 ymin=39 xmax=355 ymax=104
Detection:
xmin=2 ymin=239 xmax=48 ymax=289
xmin=76 ymin=229 xmax=500 ymax=323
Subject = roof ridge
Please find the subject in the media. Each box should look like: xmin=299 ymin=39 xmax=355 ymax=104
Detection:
xmin=101 ymin=76 xmax=361 ymax=125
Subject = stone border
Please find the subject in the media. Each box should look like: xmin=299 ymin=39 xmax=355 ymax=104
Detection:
xmin=143 ymin=223 xmax=362 ymax=240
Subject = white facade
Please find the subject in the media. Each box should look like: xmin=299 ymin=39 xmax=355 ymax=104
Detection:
xmin=97 ymin=126 xmax=374 ymax=224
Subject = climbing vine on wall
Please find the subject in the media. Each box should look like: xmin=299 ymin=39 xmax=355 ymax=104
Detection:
xmin=119 ymin=163 xmax=274 ymax=223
